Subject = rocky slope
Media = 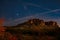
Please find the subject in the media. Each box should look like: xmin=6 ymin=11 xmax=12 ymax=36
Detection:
xmin=6 ymin=18 xmax=59 ymax=31
xmin=5 ymin=18 xmax=60 ymax=40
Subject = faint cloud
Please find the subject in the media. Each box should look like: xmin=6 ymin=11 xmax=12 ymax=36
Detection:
xmin=3 ymin=9 xmax=60 ymax=26
xmin=23 ymin=2 xmax=51 ymax=10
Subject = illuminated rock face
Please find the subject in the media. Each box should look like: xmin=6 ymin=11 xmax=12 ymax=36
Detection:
xmin=26 ymin=19 xmax=45 ymax=26
xmin=49 ymin=21 xmax=57 ymax=26
xmin=27 ymin=19 xmax=40 ymax=24
xmin=45 ymin=21 xmax=58 ymax=27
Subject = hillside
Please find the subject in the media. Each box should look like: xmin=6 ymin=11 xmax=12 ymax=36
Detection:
xmin=4 ymin=18 xmax=60 ymax=40
xmin=6 ymin=18 xmax=59 ymax=32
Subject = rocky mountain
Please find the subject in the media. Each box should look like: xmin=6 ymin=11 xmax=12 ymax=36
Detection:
xmin=6 ymin=18 xmax=60 ymax=33
xmin=3 ymin=18 xmax=60 ymax=40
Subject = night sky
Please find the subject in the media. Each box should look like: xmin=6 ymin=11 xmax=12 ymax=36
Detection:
xmin=0 ymin=0 xmax=60 ymax=26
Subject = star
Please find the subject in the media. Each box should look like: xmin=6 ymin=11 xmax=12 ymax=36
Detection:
xmin=16 ymin=13 xmax=19 ymax=16
xmin=24 ymin=6 xmax=28 ymax=10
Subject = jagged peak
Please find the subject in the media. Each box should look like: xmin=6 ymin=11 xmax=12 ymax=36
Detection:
xmin=15 ymin=18 xmax=58 ymax=27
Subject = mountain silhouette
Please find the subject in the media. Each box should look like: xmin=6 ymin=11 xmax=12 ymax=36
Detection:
xmin=2 ymin=18 xmax=60 ymax=40
xmin=6 ymin=18 xmax=59 ymax=33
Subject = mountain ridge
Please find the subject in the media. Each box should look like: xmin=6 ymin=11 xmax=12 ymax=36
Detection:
xmin=6 ymin=18 xmax=60 ymax=32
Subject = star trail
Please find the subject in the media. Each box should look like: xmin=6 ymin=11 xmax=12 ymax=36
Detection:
xmin=0 ymin=0 xmax=60 ymax=26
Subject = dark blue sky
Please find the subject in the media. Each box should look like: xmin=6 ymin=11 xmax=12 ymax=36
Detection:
xmin=0 ymin=0 xmax=60 ymax=21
